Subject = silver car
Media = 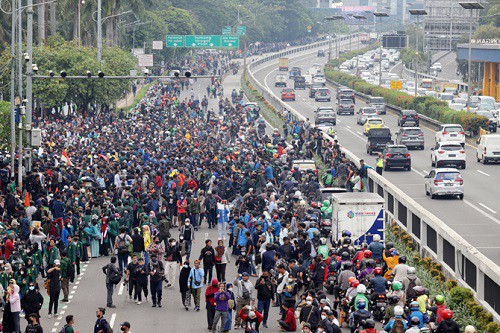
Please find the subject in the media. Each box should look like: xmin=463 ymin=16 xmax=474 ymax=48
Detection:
xmin=424 ymin=168 xmax=464 ymax=200
xmin=395 ymin=127 xmax=424 ymax=150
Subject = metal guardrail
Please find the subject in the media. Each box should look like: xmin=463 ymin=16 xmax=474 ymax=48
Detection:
xmin=246 ymin=38 xmax=500 ymax=320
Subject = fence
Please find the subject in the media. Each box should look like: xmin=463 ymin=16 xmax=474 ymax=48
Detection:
xmin=246 ymin=37 xmax=500 ymax=320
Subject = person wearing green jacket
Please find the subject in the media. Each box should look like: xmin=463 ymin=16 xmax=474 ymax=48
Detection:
xmin=66 ymin=236 xmax=77 ymax=282
xmin=60 ymin=252 xmax=72 ymax=302
xmin=26 ymin=257 xmax=38 ymax=286
xmin=45 ymin=238 xmax=60 ymax=268
xmin=108 ymin=216 xmax=121 ymax=252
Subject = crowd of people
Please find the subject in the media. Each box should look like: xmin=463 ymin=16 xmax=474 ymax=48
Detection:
xmin=0 ymin=39 xmax=475 ymax=333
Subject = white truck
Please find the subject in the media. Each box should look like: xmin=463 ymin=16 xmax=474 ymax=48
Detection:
xmin=329 ymin=192 xmax=385 ymax=245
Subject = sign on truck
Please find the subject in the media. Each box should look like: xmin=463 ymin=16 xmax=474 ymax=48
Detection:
xmin=329 ymin=192 xmax=385 ymax=245
xmin=278 ymin=58 xmax=289 ymax=71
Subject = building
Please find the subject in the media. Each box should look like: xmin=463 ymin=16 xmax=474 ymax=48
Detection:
xmin=300 ymin=0 xmax=331 ymax=7
xmin=424 ymin=0 xmax=481 ymax=51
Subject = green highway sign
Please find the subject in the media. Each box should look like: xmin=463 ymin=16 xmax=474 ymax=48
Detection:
xmin=222 ymin=26 xmax=232 ymax=35
xmin=185 ymin=35 xmax=221 ymax=47
xmin=221 ymin=36 xmax=239 ymax=48
xmin=166 ymin=35 xmax=185 ymax=47
xmin=236 ymin=26 xmax=246 ymax=36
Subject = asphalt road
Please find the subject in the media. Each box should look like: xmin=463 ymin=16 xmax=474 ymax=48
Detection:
xmin=250 ymin=45 xmax=500 ymax=266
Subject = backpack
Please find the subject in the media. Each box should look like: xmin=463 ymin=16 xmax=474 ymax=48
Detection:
xmin=406 ymin=277 xmax=418 ymax=298
xmin=207 ymin=197 xmax=216 ymax=211
xmin=58 ymin=325 xmax=68 ymax=333
xmin=109 ymin=267 xmax=122 ymax=285
xmin=363 ymin=270 xmax=375 ymax=284
xmin=116 ymin=235 xmax=128 ymax=254
xmin=392 ymin=318 xmax=405 ymax=333
xmin=241 ymin=282 xmax=251 ymax=300
xmin=65 ymin=258 xmax=75 ymax=278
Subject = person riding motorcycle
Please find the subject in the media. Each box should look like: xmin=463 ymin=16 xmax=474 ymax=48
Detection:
xmin=383 ymin=305 xmax=408 ymax=333
xmin=383 ymin=295 xmax=401 ymax=324
xmin=360 ymin=318 xmax=379 ymax=333
xmin=333 ymin=261 xmax=355 ymax=309
xmin=387 ymin=281 xmax=406 ymax=307
xmin=383 ymin=248 xmax=400 ymax=280
xmin=407 ymin=301 xmax=428 ymax=329
xmin=427 ymin=294 xmax=447 ymax=324
xmin=317 ymin=237 xmax=329 ymax=260
xmin=435 ymin=309 xmax=460 ymax=333
xmin=368 ymin=267 xmax=388 ymax=300
xmin=350 ymin=284 xmax=370 ymax=311
xmin=349 ymin=300 xmax=372 ymax=333
xmin=405 ymin=316 xmax=422 ymax=333
xmin=357 ymin=259 xmax=375 ymax=286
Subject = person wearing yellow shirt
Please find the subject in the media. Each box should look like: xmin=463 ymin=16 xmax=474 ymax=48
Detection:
xmin=376 ymin=153 xmax=384 ymax=175
xmin=142 ymin=225 xmax=152 ymax=264
xmin=383 ymin=249 xmax=400 ymax=280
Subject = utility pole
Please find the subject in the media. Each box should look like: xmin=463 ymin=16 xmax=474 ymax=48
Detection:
xmin=10 ymin=0 xmax=17 ymax=176
xmin=17 ymin=0 xmax=23 ymax=189
xmin=97 ymin=0 xmax=102 ymax=62
xmin=374 ymin=12 xmax=389 ymax=86
xmin=26 ymin=0 xmax=34 ymax=172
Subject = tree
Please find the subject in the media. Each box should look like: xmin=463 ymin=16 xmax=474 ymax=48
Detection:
xmin=485 ymin=4 xmax=500 ymax=27
xmin=0 ymin=101 xmax=10 ymax=149
xmin=472 ymin=24 xmax=500 ymax=39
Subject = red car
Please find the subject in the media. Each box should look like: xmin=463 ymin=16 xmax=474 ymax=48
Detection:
xmin=281 ymin=88 xmax=296 ymax=101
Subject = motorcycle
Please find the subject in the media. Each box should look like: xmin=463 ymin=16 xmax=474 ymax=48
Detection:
xmin=371 ymin=293 xmax=388 ymax=321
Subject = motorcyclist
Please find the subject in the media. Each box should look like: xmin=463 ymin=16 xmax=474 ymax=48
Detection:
xmin=383 ymin=295 xmax=400 ymax=324
xmin=392 ymin=256 xmax=409 ymax=282
xmin=427 ymin=294 xmax=447 ymax=324
xmin=357 ymin=259 xmax=375 ymax=286
xmin=383 ymin=305 xmax=407 ymax=333
xmin=415 ymin=286 xmax=429 ymax=314
xmin=338 ymin=237 xmax=355 ymax=258
xmin=349 ymin=300 xmax=372 ymax=333
xmin=333 ymin=261 xmax=355 ymax=309
xmin=403 ymin=267 xmax=422 ymax=301
xmin=345 ymin=279 xmax=359 ymax=302
xmin=353 ymin=245 xmax=369 ymax=271
xmin=350 ymin=284 xmax=370 ymax=311
xmin=388 ymin=281 xmax=405 ymax=307
xmin=359 ymin=318 xmax=379 ymax=333
xmin=368 ymin=267 xmax=388 ymax=300
xmin=320 ymin=200 xmax=332 ymax=221
xmin=435 ymin=309 xmax=460 ymax=333
xmin=407 ymin=301 xmax=428 ymax=329
xmin=405 ymin=316 xmax=422 ymax=333
xmin=383 ymin=248 xmax=400 ymax=280
xmin=317 ymin=237 xmax=329 ymax=260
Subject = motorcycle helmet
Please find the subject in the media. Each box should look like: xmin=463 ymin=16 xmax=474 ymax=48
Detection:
xmin=394 ymin=306 xmax=404 ymax=316
xmin=399 ymin=256 xmax=407 ymax=264
xmin=364 ymin=250 xmax=372 ymax=259
xmin=365 ymin=319 xmax=376 ymax=329
xmin=410 ymin=317 xmax=421 ymax=326
xmin=365 ymin=259 xmax=375 ymax=268
xmin=392 ymin=281 xmax=403 ymax=291
xmin=385 ymin=242 xmax=395 ymax=249
xmin=311 ymin=202 xmax=318 ymax=208
xmin=341 ymin=252 xmax=350 ymax=260
xmin=342 ymin=230 xmax=352 ymax=237
xmin=320 ymin=237 xmax=327 ymax=245
xmin=374 ymin=267 xmax=383 ymax=275
xmin=356 ymin=300 xmax=366 ymax=309
xmin=413 ymin=286 xmax=426 ymax=296
xmin=343 ymin=237 xmax=351 ymax=245
xmin=350 ymin=279 xmax=360 ymax=288
xmin=435 ymin=295 xmax=445 ymax=305
xmin=442 ymin=309 xmax=453 ymax=319
xmin=388 ymin=295 xmax=400 ymax=304
xmin=407 ymin=267 xmax=417 ymax=275
xmin=410 ymin=301 xmax=419 ymax=310
xmin=348 ymin=277 xmax=356 ymax=285
xmin=356 ymin=284 xmax=367 ymax=294
xmin=343 ymin=261 xmax=353 ymax=270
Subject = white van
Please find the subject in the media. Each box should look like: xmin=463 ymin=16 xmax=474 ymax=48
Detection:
xmin=477 ymin=134 xmax=500 ymax=164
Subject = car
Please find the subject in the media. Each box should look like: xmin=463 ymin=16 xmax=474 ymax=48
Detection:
xmin=424 ymin=168 xmax=464 ymax=200
xmin=363 ymin=117 xmax=385 ymax=135
xmin=292 ymin=159 xmax=317 ymax=172
xmin=366 ymin=127 xmax=392 ymax=155
xmin=312 ymin=64 xmax=322 ymax=72
xmin=382 ymin=145 xmax=411 ymax=171
xmin=435 ymin=124 xmax=465 ymax=146
xmin=294 ymin=76 xmax=306 ymax=89
xmin=312 ymin=74 xmax=326 ymax=86
xmin=316 ymin=106 xmax=336 ymax=114
xmin=431 ymin=141 xmax=466 ymax=169
xmin=395 ymin=127 xmax=425 ymax=150
xmin=431 ymin=62 xmax=442 ymax=71
xmin=477 ymin=134 xmax=500 ymax=164
xmin=398 ymin=110 xmax=419 ymax=127
xmin=289 ymin=68 xmax=301 ymax=79
xmin=309 ymin=83 xmax=323 ymax=98
xmin=316 ymin=187 xmax=347 ymax=201
xmin=316 ymin=116 xmax=337 ymax=130
xmin=315 ymin=88 xmax=331 ymax=102
xmin=368 ymin=96 xmax=386 ymax=115
xmin=275 ymin=74 xmax=287 ymax=87
xmin=337 ymin=88 xmax=355 ymax=102
xmin=357 ymin=107 xmax=378 ymax=125
xmin=281 ymin=88 xmax=296 ymax=101
xmin=475 ymin=110 xmax=498 ymax=133
xmin=338 ymin=99 xmax=355 ymax=115
xmin=317 ymin=50 xmax=325 ymax=57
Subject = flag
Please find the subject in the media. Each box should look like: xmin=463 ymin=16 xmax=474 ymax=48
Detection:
xmin=61 ymin=150 xmax=74 ymax=166
xmin=24 ymin=193 xmax=30 ymax=207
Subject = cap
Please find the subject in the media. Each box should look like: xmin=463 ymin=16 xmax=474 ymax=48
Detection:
xmin=241 ymin=272 xmax=249 ymax=277
xmin=54 ymin=259 xmax=60 ymax=265
xmin=120 ymin=322 xmax=131 ymax=328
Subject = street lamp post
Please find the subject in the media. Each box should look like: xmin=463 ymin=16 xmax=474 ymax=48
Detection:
xmin=78 ymin=0 xmax=85 ymax=45
xmin=409 ymin=9 xmax=428 ymax=96
xmin=95 ymin=5 xmax=132 ymax=62
xmin=373 ymin=12 xmax=389 ymax=86
xmin=459 ymin=2 xmax=484 ymax=111
xmin=353 ymin=14 xmax=367 ymax=76
xmin=325 ymin=15 xmax=345 ymax=64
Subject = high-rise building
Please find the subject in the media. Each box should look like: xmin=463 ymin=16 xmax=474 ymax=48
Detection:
xmin=424 ymin=0 xmax=481 ymax=51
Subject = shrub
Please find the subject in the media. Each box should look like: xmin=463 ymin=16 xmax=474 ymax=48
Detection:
xmin=449 ymin=287 xmax=475 ymax=307
xmin=445 ymin=280 xmax=458 ymax=291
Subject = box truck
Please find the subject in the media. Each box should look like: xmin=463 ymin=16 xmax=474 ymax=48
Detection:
xmin=278 ymin=57 xmax=289 ymax=71
xmin=329 ymin=192 xmax=385 ymax=245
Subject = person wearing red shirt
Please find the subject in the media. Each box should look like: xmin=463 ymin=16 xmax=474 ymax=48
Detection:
xmin=4 ymin=234 xmax=14 ymax=260
xmin=239 ymin=305 xmax=263 ymax=332
xmin=278 ymin=302 xmax=297 ymax=331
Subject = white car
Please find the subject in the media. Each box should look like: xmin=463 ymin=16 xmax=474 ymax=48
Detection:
xmin=431 ymin=141 xmax=466 ymax=169
xmin=435 ymin=124 xmax=465 ymax=146
xmin=424 ymin=168 xmax=464 ymax=199
xmin=312 ymin=74 xmax=326 ymax=85
xmin=477 ymin=134 xmax=500 ymax=164
xmin=312 ymin=64 xmax=322 ymax=72
xmin=431 ymin=62 xmax=442 ymax=71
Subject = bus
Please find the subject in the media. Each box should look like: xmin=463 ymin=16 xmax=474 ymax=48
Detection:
xmin=420 ymin=79 xmax=433 ymax=90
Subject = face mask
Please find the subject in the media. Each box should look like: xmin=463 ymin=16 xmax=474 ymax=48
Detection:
xmin=120 ymin=328 xmax=126 ymax=332
xmin=184 ymin=265 xmax=188 ymax=268
xmin=29 ymin=286 xmax=34 ymax=291
xmin=152 ymin=259 xmax=157 ymax=263
xmin=185 ymin=223 xmax=190 ymax=226
xmin=155 ymin=241 xmax=160 ymax=244
xmin=228 ymin=288 xmax=233 ymax=292
xmin=132 ymin=260 xmax=137 ymax=264
xmin=172 ymin=242 xmax=176 ymax=247
xmin=306 ymin=301 xmax=312 ymax=306
xmin=321 ymin=315 xmax=327 ymax=320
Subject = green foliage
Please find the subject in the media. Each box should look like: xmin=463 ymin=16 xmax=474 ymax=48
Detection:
xmin=485 ymin=4 xmax=500 ymax=27
xmin=473 ymin=24 xmax=500 ymax=40
xmin=0 ymin=101 xmax=11 ymax=149
xmin=399 ymin=47 xmax=429 ymax=69
xmin=324 ymin=69 xmax=489 ymax=134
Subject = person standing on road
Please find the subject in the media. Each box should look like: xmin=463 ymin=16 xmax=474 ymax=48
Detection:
xmin=22 ymin=282 xmax=44 ymax=321
xmin=47 ymin=260 xmax=61 ymax=318
xmin=149 ymin=254 xmax=164 ymax=308
xmin=164 ymin=238 xmax=182 ymax=289
xmin=102 ymin=256 xmax=119 ymax=308
xmin=179 ymin=261 xmax=192 ymax=310
xmin=94 ymin=307 xmax=110 ymax=333
xmin=114 ymin=227 xmax=133 ymax=273
xmin=25 ymin=313 xmax=43 ymax=333
xmin=376 ymin=154 xmax=384 ymax=175
xmin=255 ymin=270 xmax=274 ymax=328
xmin=135 ymin=257 xmax=149 ymax=305
xmin=125 ymin=254 xmax=139 ymax=301
xmin=63 ymin=315 xmax=76 ymax=333
xmin=200 ymin=239 xmax=216 ymax=285
xmin=188 ymin=260 xmax=205 ymax=311
xmin=233 ymin=272 xmax=255 ymax=329
xmin=180 ymin=219 xmax=195 ymax=260
xmin=60 ymin=251 xmax=72 ymax=302
xmin=205 ymin=278 xmax=219 ymax=330
xmin=212 ymin=282 xmax=231 ymax=333
xmin=215 ymin=240 xmax=230 ymax=283
xmin=119 ymin=321 xmax=131 ymax=333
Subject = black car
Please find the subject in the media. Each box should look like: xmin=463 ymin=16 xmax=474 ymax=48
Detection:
xmin=382 ymin=145 xmax=411 ymax=171
xmin=366 ymin=128 xmax=392 ymax=155
xmin=309 ymin=83 xmax=324 ymax=98
xmin=294 ymin=76 xmax=306 ymax=89
xmin=317 ymin=50 xmax=325 ymax=57
xmin=398 ymin=110 xmax=419 ymax=127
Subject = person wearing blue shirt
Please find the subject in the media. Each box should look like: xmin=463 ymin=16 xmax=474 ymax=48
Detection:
xmin=19 ymin=213 xmax=31 ymax=241
xmin=384 ymin=306 xmax=408 ymax=333
xmin=264 ymin=163 xmax=274 ymax=181
xmin=407 ymin=302 xmax=428 ymax=329
xmin=271 ymin=218 xmax=281 ymax=238
xmin=307 ymin=226 xmax=319 ymax=240
xmin=237 ymin=222 xmax=249 ymax=249
xmin=367 ymin=234 xmax=385 ymax=261
xmin=188 ymin=260 xmax=205 ymax=311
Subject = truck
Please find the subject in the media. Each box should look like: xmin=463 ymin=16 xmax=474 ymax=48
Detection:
xmin=366 ymin=127 xmax=392 ymax=155
xmin=329 ymin=192 xmax=385 ymax=245
xmin=275 ymin=74 xmax=287 ymax=87
xmin=278 ymin=57 xmax=289 ymax=71
xmin=294 ymin=76 xmax=306 ymax=89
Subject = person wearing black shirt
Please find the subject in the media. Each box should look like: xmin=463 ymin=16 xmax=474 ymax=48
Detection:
xmin=125 ymin=254 xmax=139 ymax=301
xmin=199 ymin=240 xmax=216 ymax=284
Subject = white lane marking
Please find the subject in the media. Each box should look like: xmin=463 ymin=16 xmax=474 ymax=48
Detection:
xmin=54 ymin=322 xmax=60 ymax=326
xmin=463 ymin=199 xmax=500 ymax=225
xmin=75 ymin=281 xmax=80 ymax=285
xmin=110 ymin=313 xmax=117 ymax=328
xmin=63 ymin=305 xmax=68 ymax=309
xmin=70 ymin=290 xmax=76 ymax=294
xmin=346 ymin=125 xmax=351 ymax=129
xmin=345 ymin=128 xmax=365 ymax=141
xmin=118 ymin=281 xmax=125 ymax=295
xmin=411 ymin=168 xmax=425 ymax=176
xmin=52 ymin=329 xmax=57 ymax=332
xmin=68 ymin=295 xmax=73 ymax=299
xmin=422 ymin=170 xmax=429 ymax=174
xmin=479 ymin=203 xmax=497 ymax=214
xmin=477 ymin=170 xmax=490 ymax=176
xmin=72 ymin=285 xmax=78 ymax=289
xmin=356 ymin=131 xmax=363 ymax=136
xmin=60 ymin=311 xmax=65 ymax=315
